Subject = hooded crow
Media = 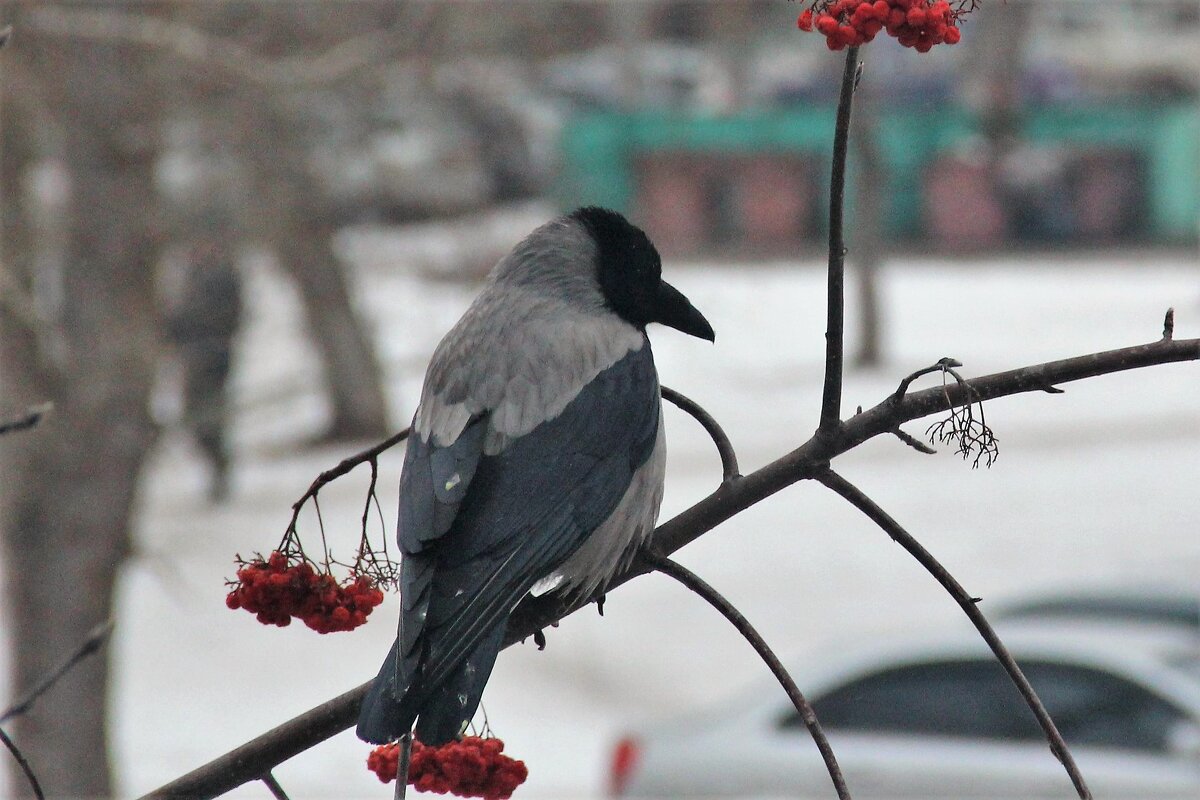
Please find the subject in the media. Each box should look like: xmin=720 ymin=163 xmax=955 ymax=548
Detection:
xmin=357 ymin=207 xmax=714 ymax=746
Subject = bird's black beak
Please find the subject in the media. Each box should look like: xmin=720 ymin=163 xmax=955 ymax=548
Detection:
xmin=653 ymin=280 xmax=715 ymax=342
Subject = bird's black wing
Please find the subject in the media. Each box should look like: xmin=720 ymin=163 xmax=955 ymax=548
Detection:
xmin=396 ymin=343 xmax=661 ymax=707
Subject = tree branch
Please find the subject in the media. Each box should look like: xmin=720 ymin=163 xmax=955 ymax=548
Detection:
xmin=0 ymin=620 xmax=113 ymax=725
xmin=819 ymin=47 xmax=861 ymax=434
xmin=139 ymin=330 xmax=1198 ymax=799
xmin=140 ymin=683 xmax=368 ymax=799
xmin=22 ymin=5 xmax=437 ymax=87
xmin=814 ymin=469 xmax=1091 ymax=799
xmin=661 ymin=386 xmax=741 ymax=482
xmin=643 ymin=552 xmax=850 ymax=800
xmin=0 ymin=728 xmax=44 ymax=800
xmin=260 ymin=772 xmax=291 ymax=800
xmin=0 ymin=402 xmax=52 ymax=438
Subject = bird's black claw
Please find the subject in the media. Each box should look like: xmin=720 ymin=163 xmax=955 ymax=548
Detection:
xmin=596 ymin=595 xmax=606 ymax=616
xmin=533 ymin=629 xmax=547 ymax=650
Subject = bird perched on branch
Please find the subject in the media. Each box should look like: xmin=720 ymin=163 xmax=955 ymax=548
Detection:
xmin=357 ymin=207 xmax=714 ymax=747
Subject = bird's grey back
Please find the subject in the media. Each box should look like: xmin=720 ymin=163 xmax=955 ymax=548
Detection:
xmin=415 ymin=216 xmax=646 ymax=453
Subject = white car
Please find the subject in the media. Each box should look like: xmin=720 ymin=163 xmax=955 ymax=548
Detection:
xmin=611 ymin=621 xmax=1200 ymax=799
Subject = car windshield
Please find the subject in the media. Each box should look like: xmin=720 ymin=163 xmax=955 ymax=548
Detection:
xmin=789 ymin=657 xmax=1191 ymax=753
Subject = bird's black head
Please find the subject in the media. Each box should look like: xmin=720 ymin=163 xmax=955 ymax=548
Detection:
xmin=570 ymin=206 xmax=714 ymax=341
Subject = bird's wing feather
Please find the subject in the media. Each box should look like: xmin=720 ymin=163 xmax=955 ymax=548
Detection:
xmin=396 ymin=343 xmax=661 ymax=698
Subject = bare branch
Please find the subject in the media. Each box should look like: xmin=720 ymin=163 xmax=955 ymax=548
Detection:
xmin=139 ymin=684 xmax=368 ymax=799
xmin=260 ymin=773 xmax=290 ymax=800
xmin=138 ymin=330 xmax=1199 ymax=799
xmin=867 ymin=337 xmax=1200 ymax=439
xmin=0 ymin=402 xmax=52 ymax=437
xmin=1163 ymin=307 xmax=1175 ymax=341
xmin=643 ymin=552 xmax=851 ymax=800
xmin=0 ymin=620 xmax=113 ymax=725
xmin=814 ymin=469 xmax=1092 ymax=800
xmin=819 ymin=46 xmax=862 ymax=433
xmin=661 ymin=386 xmax=741 ymax=482
xmin=0 ymin=728 xmax=44 ymax=800
xmin=23 ymin=6 xmax=414 ymax=87
xmin=891 ymin=427 xmax=936 ymax=454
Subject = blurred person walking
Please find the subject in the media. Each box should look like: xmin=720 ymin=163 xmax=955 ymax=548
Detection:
xmin=166 ymin=228 xmax=244 ymax=502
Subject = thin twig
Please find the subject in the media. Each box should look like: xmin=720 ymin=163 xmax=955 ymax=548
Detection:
xmin=1163 ymin=307 xmax=1175 ymax=341
xmin=814 ymin=468 xmax=1092 ymax=800
xmin=282 ymin=428 xmax=410 ymax=546
xmin=891 ymin=428 xmax=936 ymax=454
xmin=260 ymin=772 xmax=290 ymax=800
xmin=0 ymin=402 xmax=53 ymax=437
xmin=891 ymin=358 xmax=962 ymax=403
xmin=393 ymin=735 xmax=412 ymax=800
xmin=643 ymin=552 xmax=851 ymax=800
xmin=819 ymin=46 xmax=861 ymax=434
xmin=291 ymin=428 xmax=410 ymax=513
xmin=661 ymin=386 xmax=741 ymax=482
xmin=0 ymin=727 xmax=44 ymax=800
xmin=0 ymin=620 xmax=114 ymax=724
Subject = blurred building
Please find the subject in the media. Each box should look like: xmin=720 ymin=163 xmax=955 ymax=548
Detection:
xmin=546 ymin=0 xmax=1200 ymax=255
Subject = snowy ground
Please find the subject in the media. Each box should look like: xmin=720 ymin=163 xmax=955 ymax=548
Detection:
xmin=62 ymin=213 xmax=1200 ymax=798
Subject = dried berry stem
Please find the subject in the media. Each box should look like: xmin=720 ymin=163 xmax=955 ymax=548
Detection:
xmin=281 ymin=428 xmax=411 ymax=546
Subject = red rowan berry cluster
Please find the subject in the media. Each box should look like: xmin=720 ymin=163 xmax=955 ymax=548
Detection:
xmin=225 ymin=551 xmax=385 ymax=633
xmin=368 ymin=737 xmax=529 ymax=800
xmin=797 ymin=0 xmax=968 ymax=52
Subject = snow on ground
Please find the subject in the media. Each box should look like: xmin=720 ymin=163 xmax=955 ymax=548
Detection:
xmin=95 ymin=221 xmax=1200 ymax=799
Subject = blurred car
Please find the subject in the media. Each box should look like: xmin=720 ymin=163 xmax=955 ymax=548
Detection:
xmin=995 ymin=586 xmax=1200 ymax=632
xmin=610 ymin=621 xmax=1200 ymax=798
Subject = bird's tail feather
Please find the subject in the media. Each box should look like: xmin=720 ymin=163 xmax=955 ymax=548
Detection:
xmin=357 ymin=637 xmax=413 ymax=744
xmin=357 ymin=621 xmax=507 ymax=746
xmin=414 ymin=622 xmax=505 ymax=744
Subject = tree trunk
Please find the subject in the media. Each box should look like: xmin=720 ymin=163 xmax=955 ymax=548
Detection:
xmin=852 ymin=61 xmax=885 ymax=369
xmin=275 ymin=193 xmax=391 ymax=441
xmin=0 ymin=16 xmax=161 ymax=796
xmin=246 ymin=129 xmax=392 ymax=442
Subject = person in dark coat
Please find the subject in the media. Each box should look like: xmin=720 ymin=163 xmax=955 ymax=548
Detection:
xmin=167 ymin=236 xmax=243 ymax=502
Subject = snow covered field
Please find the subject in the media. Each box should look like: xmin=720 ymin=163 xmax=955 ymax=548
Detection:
xmin=81 ymin=218 xmax=1200 ymax=797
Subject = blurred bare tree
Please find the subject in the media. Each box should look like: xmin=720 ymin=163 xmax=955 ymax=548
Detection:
xmin=0 ymin=4 xmax=163 ymax=793
xmin=0 ymin=2 xmax=451 ymax=793
xmin=168 ymin=2 xmax=402 ymax=441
